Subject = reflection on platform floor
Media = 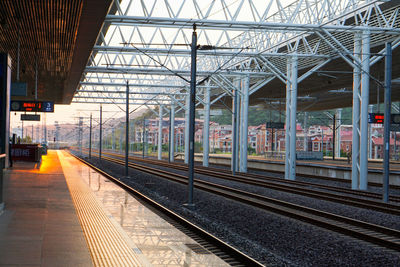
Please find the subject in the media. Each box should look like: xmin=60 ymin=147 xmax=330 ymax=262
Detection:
xmin=61 ymin=151 xmax=228 ymax=267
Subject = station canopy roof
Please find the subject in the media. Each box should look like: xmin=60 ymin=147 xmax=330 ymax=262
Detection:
xmin=3 ymin=0 xmax=400 ymax=111
xmin=0 ymin=0 xmax=113 ymax=104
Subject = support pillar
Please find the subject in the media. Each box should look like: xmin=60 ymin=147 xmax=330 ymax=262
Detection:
xmin=352 ymin=32 xmax=361 ymax=190
xmin=232 ymin=78 xmax=240 ymax=174
xmin=360 ymin=30 xmax=370 ymax=190
xmin=284 ymin=59 xmax=292 ymax=179
xmin=158 ymin=105 xmax=163 ymax=160
xmin=239 ymin=75 xmax=249 ymax=173
xmin=203 ymin=84 xmax=211 ymax=167
xmin=169 ymin=103 xmax=175 ymax=162
xmin=289 ymin=56 xmax=298 ymax=180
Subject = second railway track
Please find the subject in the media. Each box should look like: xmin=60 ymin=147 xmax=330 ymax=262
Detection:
xmin=74 ymin=150 xmax=400 ymax=253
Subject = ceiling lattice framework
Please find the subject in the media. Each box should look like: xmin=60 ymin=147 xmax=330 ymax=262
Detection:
xmin=74 ymin=0 xmax=400 ymax=112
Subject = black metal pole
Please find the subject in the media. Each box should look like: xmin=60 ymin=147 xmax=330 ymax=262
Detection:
xmin=332 ymin=114 xmax=336 ymax=160
xmin=89 ymin=113 xmax=92 ymax=159
xmin=99 ymin=104 xmax=102 ymax=162
xmin=383 ymin=42 xmax=392 ymax=203
xmin=187 ymin=25 xmax=197 ymax=207
xmin=125 ymin=81 xmax=129 ymax=177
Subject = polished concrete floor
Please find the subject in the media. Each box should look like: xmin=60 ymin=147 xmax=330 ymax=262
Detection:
xmin=0 ymin=150 xmax=229 ymax=266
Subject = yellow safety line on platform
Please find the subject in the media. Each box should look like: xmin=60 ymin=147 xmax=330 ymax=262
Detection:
xmin=57 ymin=151 xmax=142 ymax=267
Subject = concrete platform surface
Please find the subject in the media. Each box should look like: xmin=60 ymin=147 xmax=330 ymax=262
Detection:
xmin=0 ymin=150 xmax=229 ymax=266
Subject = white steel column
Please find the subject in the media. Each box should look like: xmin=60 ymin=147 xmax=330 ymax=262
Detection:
xmin=352 ymin=32 xmax=361 ymax=190
xmin=360 ymin=30 xmax=370 ymax=190
xmin=289 ymin=55 xmax=298 ymax=180
xmin=239 ymin=75 xmax=250 ymax=172
xmin=158 ymin=105 xmax=163 ymax=160
xmin=231 ymin=78 xmax=240 ymax=173
xmin=203 ymin=84 xmax=211 ymax=167
xmin=284 ymin=58 xmax=292 ymax=179
xmin=169 ymin=102 xmax=175 ymax=162
xmin=184 ymin=94 xmax=190 ymax=163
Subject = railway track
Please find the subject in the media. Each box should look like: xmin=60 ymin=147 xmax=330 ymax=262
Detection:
xmin=70 ymin=152 xmax=264 ymax=267
xmin=92 ymin=150 xmax=400 ymax=215
xmin=74 ymin=151 xmax=400 ymax=252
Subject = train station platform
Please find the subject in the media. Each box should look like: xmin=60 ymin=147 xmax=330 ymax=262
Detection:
xmin=0 ymin=150 xmax=228 ymax=266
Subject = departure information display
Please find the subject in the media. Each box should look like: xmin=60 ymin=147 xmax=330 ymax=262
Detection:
xmin=10 ymin=100 xmax=54 ymax=112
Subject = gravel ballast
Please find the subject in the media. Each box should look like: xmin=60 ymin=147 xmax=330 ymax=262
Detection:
xmin=83 ymin=155 xmax=400 ymax=266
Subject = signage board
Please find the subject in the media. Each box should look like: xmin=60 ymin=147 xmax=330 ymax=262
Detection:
xmin=266 ymin=122 xmax=285 ymax=129
xmin=11 ymin=82 xmax=27 ymax=96
xmin=21 ymin=114 xmax=40 ymax=121
xmin=10 ymin=100 xmax=54 ymax=112
xmin=368 ymin=113 xmax=400 ymax=124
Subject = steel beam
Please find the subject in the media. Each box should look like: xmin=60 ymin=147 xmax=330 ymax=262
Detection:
xmin=105 ymin=14 xmax=400 ymax=34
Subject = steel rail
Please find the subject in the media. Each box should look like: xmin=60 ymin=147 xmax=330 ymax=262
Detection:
xmin=101 ymin=151 xmax=400 ymax=214
xmin=79 ymin=152 xmax=400 ymax=252
xmin=81 ymin=148 xmax=400 ymax=202
xmin=69 ymin=152 xmax=264 ymax=267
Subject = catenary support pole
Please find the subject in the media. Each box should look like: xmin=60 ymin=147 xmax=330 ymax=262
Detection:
xmin=303 ymin=112 xmax=308 ymax=151
xmin=383 ymin=42 xmax=392 ymax=203
xmin=360 ymin=30 xmax=371 ymax=190
xmin=184 ymin=94 xmax=190 ymax=164
xmin=203 ymin=83 xmax=210 ymax=167
xmin=158 ymin=105 xmax=163 ymax=160
xmin=336 ymin=109 xmax=342 ymax=158
xmin=99 ymin=104 xmax=102 ymax=163
xmin=142 ymin=119 xmax=145 ymax=158
xmin=333 ymin=114 xmax=336 ymax=160
xmin=169 ymin=103 xmax=175 ymax=162
xmin=112 ymin=128 xmax=115 ymax=150
xmin=352 ymin=32 xmax=361 ymax=189
xmin=187 ymin=25 xmax=197 ymax=207
xmin=125 ymin=81 xmax=129 ymax=177
xmin=89 ymin=113 xmax=92 ymax=159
